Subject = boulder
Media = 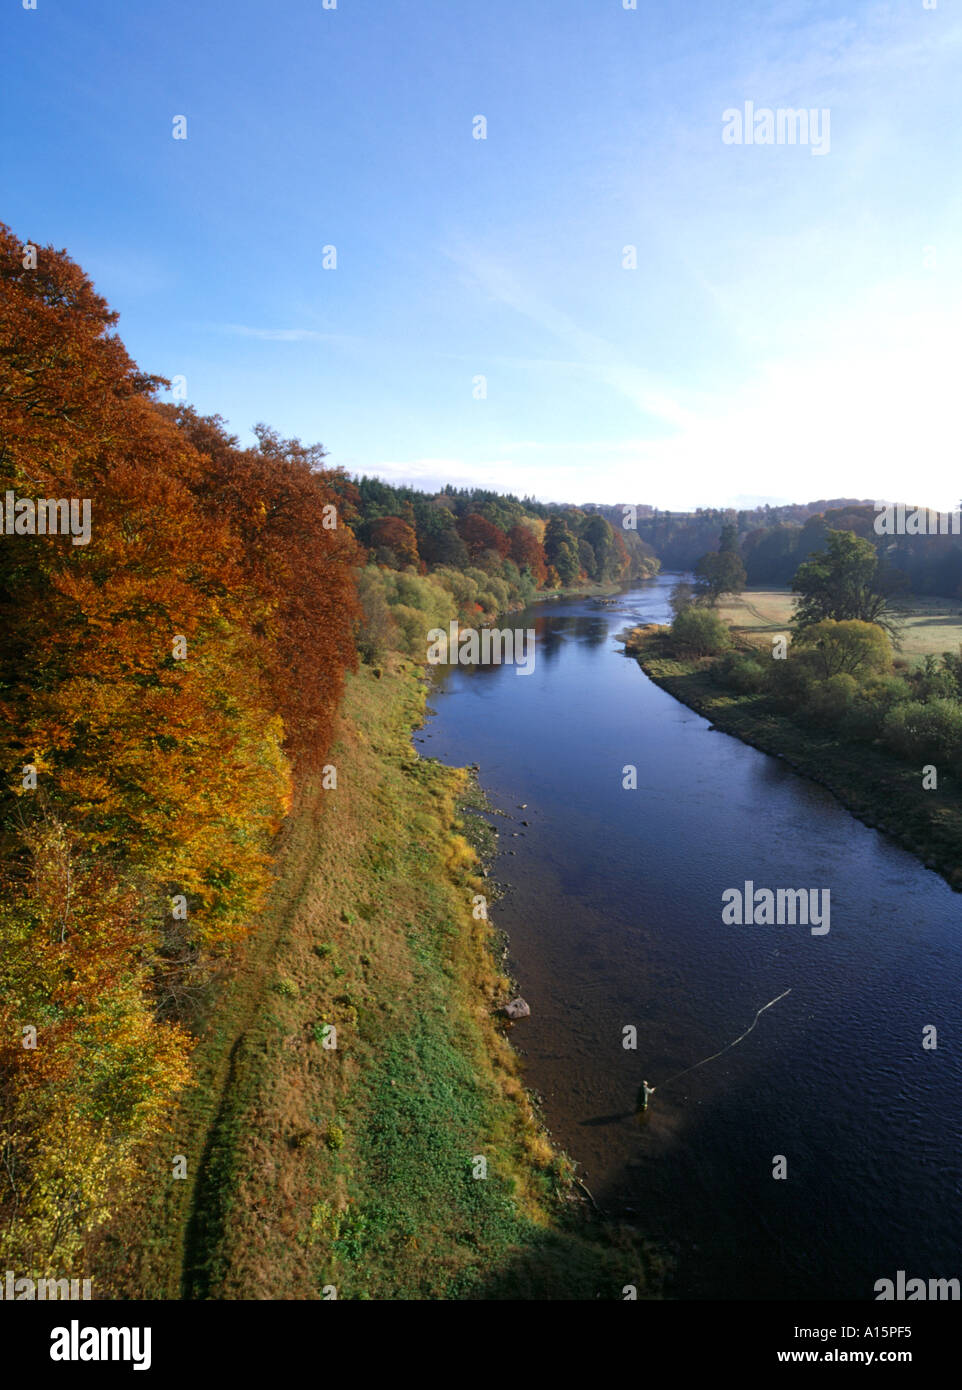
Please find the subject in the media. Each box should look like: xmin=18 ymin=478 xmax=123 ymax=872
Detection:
xmin=502 ymin=997 xmax=531 ymax=1020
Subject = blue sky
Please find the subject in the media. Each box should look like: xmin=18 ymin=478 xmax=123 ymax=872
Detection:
xmin=5 ymin=0 xmax=961 ymax=509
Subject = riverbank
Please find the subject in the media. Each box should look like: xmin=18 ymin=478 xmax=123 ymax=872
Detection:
xmin=623 ymin=625 xmax=962 ymax=893
xmin=91 ymin=655 xmax=662 ymax=1299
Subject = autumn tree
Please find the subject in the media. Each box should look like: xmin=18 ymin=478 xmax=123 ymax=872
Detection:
xmin=365 ymin=514 xmax=420 ymax=569
xmin=507 ymin=523 xmax=547 ymax=587
xmin=164 ymin=408 xmax=361 ymax=770
xmin=457 ymin=513 xmax=510 ymax=563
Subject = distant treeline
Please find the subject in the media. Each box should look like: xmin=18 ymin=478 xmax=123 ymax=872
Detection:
xmin=342 ymin=478 xmax=659 ymax=664
xmin=584 ymin=501 xmax=962 ymax=598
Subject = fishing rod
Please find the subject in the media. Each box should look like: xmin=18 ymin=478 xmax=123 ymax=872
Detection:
xmin=649 ymin=988 xmax=792 ymax=1096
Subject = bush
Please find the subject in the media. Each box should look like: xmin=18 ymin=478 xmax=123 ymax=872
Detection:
xmin=863 ymin=674 xmax=913 ymax=712
xmin=804 ymin=672 xmax=859 ymax=727
xmin=768 ymin=659 xmax=817 ymax=714
xmin=713 ymin=652 xmax=768 ymax=694
xmin=387 ymin=604 xmax=422 ymax=655
xmin=793 ymin=619 xmax=892 ymax=680
xmin=516 ymin=567 xmax=537 ymax=605
xmin=911 ymin=654 xmax=959 ymax=703
xmin=433 ymin=567 xmax=478 ymax=609
xmin=670 ymin=606 xmax=731 ymax=657
xmin=881 ymin=698 xmax=962 ymax=764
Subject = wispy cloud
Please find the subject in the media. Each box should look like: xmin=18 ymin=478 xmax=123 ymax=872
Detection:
xmin=205 ymin=323 xmax=363 ymax=345
xmin=441 ymin=244 xmax=694 ymax=430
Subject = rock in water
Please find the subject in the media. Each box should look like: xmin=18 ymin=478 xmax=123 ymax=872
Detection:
xmin=503 ymin=997 xmax=531 ymax=1020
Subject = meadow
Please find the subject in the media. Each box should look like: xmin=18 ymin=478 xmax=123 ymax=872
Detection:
xmin=716 ymin=588 xmax=962 ymax=665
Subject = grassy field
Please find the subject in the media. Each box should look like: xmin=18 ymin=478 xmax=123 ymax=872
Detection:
xmin=91 ymin=656 xmax=663 ymax=1300
xmin=716 ymin=588 xmax=962 ymax=665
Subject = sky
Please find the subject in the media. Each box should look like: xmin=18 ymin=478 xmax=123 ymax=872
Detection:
xmin=4 ymin=0 xmax=961 ymax=510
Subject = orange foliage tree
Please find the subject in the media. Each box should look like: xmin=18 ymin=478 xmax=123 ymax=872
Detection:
xmin=0 ymin=224 xmax=359 ymax=1271
xmin=508 ymin=523 xmax=548 ymax=587
xmin=161 ymin=409 xmax=361 ymax=772
xmin=456 ymin=513 xmax=510 ymax=563
xmin=366 ymin=514 xmax=420 ymax=569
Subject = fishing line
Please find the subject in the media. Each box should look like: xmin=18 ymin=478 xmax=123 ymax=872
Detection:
xmin=652 ymin=988 xmax=792 ymax=1094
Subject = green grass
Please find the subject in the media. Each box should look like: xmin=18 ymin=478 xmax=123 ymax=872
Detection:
xmin=889 ymin=594 xmax=962 ymax=662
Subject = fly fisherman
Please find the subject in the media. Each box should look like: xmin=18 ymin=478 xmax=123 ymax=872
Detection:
xmin=637 ymin=1079 xmax=655 ymax=1113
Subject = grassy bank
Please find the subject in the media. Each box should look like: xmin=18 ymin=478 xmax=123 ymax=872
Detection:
xmin=624 ymin=626 xmax=962 ymax=893
xmin=92 ymin=656 xmax=662 ymax=1300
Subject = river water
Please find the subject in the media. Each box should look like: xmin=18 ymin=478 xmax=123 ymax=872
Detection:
xmin=422 ymin=575 xmax=962 ymax=1300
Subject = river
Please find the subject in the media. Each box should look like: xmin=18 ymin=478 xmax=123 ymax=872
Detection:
xmin=421 ymin=574 xmax=962 ymax=1300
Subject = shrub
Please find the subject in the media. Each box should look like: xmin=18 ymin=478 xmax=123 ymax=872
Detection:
xmin=792 ymin=619 xmax=892 ymax=679
xmin=768 ymin=659 xmax=817 ymax=714
xmin=881 ymin=698 xmax=962 ymax=764
xmin=670 ymin=606 xmax=731 ymax=657
xmin=515 ymin=567 xmax=537 ymax=604
xmin=911 ymin=654 xmax=959 ymax=703
xmin=713 ymin=652 xmax=768 ymax=694
xmin=485 ymin=575 xmax=511 ymax=610
xmin=804 ymin=672 xmax=859 ymax=727
xmin=863 ymin=674 xmax=913 ymax=712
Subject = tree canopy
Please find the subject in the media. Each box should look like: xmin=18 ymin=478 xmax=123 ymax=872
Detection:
xmin=792 ymin=529 xmax=898 ymax=635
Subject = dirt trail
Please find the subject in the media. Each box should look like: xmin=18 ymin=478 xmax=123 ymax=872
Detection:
xmin=177 ymin=778 xmax=329 ymax=1297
